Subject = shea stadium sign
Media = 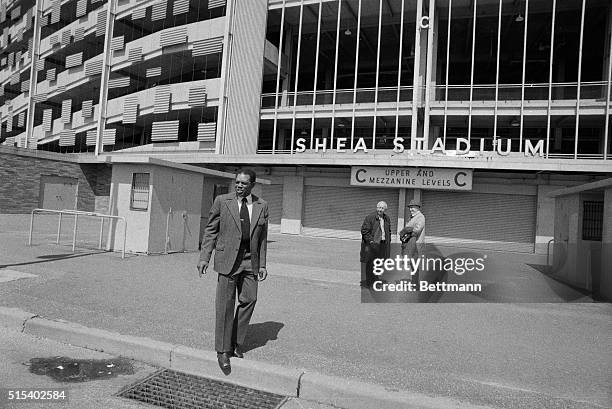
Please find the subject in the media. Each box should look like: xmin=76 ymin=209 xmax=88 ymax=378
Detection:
xmin=350 ymin=167 xmax=473 ymax=191
xmin=294 ymin=136 xmax=545 ymax=156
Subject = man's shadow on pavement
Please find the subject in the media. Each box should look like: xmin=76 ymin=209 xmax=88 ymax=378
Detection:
xmin=244 ymin=321 xmax=284 ymax=352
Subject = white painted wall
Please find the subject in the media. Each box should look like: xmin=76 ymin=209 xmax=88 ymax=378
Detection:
xmin=109 ymin=164 xmax=153 ymax=253
xmin=148 ymin=166 xmax=203 ymax=254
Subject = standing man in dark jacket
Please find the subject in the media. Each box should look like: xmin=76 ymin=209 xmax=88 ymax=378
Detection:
xmin=197 ymin=169 xmax=268 ymax=372
xmin=360 ymin=201 xmax=391 ymax=287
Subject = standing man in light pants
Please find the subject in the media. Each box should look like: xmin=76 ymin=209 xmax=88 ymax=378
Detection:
xmin=400 ymin=199 xmax=425 ymax=284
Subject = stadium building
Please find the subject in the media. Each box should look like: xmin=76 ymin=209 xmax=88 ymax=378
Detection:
xmin=1 ymin=0 xmax=611 ymax=293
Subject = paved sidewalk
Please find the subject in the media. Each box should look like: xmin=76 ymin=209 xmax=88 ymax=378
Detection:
xmin=1 ymin=214 xmax=611 ymax=408
xmin=0 ymin=327 xmax=339 ymax=409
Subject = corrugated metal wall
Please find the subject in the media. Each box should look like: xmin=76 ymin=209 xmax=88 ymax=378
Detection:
xmin=422 ymin=191 xmax=536 ymax=252
xmin=302 ymin=186 xmax=399 ymax=240
xmin=261 ymin=184 xmax=283 ymax=232
xmin=222 ymin=0 xmax=267 ymax=154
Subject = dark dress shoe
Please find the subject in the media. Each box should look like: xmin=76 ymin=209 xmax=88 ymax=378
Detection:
xmin=233 ymin=346 xmax=244 ymax=359
xmin=217 ymin=352 xmax=231 ymax=370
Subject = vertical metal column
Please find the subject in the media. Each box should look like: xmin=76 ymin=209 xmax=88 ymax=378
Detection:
xmin=56 ymin=213 xmax=63 ymax=244
xmin=422 ymin=0 xmax=436 ymax=147
xmin=271 ymin=0 xmax=286 ymax=154
xmin=519 ymin=0 xmax=529 ymax=153
xmin=545 ymin=0 xmax=557 ymax=158
xmin=350 ymin=0 xmax=362 ymax=149
xmin=442 ymin=0 xmax=452 ymax=147
xmin=467 ymin=0 xmax=477 ymax=146
xmin=604 ymin=5 xmax=612 ymax=160
xmin=410 ymin=0 xmax=423 ymax=149
xmin=25 ymin=0 xmax=43 ymax=149
xmin=371 ymin=0 xmax=383 ymax=150
xmin=72 ymin=214 xmax=78 ymax=252
xmin=310 ymin=0 xmax=323 ymax=149
xmin=290 ymin=1 xmax=304 ymax=155
xmin=98 ymin=218 xmax=104 ymax=249
xmin=573 ymin=0 xmax=586 ymax=160
xmin=330 ymin=0 xmax=342 ymax=146
xmin=492 ymin=0 xmax=503 ymax=144
xmin=394 ymin=0 xmax=406 ymax=141
xmin=95 ymin=0 xmax=117 ymax=156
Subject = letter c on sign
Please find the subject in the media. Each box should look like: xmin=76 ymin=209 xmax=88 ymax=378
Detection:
xmin=454 ymin=172 xmax=467 ymax=187
xmin=356 ymin=168 xmax=367 ymax=183
xmin=419 ymin=16 xmax=430 ymax=29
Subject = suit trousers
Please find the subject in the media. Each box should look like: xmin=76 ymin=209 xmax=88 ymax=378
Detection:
xmin=402 ymin=238 xmax=423 ymax=284
xmin=215 ymin=270 xmax=258 ymax=353
xmin=361 ymin=241 xmax=385 ymax=284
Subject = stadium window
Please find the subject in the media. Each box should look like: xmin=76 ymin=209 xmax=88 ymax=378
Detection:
xmin=582 ymin=201 xmax=603 ymax=241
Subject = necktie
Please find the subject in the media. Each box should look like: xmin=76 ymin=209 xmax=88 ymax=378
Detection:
xmin=240 ymin=198 xmax=250 ymax=246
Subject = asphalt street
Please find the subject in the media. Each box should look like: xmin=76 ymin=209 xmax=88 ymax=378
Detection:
xmin=1 ymin=214 xmax=611 ymax=408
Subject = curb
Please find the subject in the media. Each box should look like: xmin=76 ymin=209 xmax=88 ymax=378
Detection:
xmin=299 ymin=372 xmax=488 ymax=409
xmin=0 ymin=307 xmax=37 ymax=331
xmin=0 ymin=306 xmax=484 ymax=409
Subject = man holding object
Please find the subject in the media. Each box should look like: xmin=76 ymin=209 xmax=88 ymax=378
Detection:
xmin=399 ymin=199 xmax=425 ymax=283
xmin=197 ymin=169 xmax=269 ymax=372
xmin=360 ymin=201 xmax=391 ymax=287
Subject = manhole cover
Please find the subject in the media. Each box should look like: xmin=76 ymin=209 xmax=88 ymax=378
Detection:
xmin=118 ymin=369 xmax=287 ymax=409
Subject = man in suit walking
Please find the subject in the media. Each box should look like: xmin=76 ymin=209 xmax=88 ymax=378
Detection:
xmin=197 ymin=169 xmax=269 ymax=372
xmin=360 ymin=201 xmax=391 ymax=287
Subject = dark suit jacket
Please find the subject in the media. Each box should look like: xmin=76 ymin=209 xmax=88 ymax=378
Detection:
xmin=360 ymin=212 xmax=391 ymax=263
xmin=199 ymin=193 xmax=269 ymax=275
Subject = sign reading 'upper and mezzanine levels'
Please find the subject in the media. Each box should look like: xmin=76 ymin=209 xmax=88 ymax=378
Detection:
xmin=350 ymin=167 xmax=473 ymax=191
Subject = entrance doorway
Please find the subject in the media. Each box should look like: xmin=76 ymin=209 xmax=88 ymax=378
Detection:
xmin=39 ymin=175 xmax=78 ymax=210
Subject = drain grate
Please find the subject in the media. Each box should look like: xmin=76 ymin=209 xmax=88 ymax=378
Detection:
xmin=118 ymin=369 xmax=287 ymax=409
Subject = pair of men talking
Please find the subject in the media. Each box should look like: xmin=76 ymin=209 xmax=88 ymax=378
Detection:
xmin=360 ymin=200 xmax=425 ymax=287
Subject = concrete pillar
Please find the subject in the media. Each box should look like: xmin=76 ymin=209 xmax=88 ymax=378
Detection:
xmin=600 ymin=187 xmax=612 ymax=300
xmin=552 ymin=194 xmax=583 ymax=287
xmin=397 ymin=188 xmax=407 ymax=238
xmin=566 ymin=194 xmax=583 ymax=287
xmin=280 ymin=175 xmax=304 ymax=234
xmin=535 ymin=184 xmax=557 ymax=254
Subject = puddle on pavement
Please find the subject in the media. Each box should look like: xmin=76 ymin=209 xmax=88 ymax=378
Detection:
xmin=27 ymin=356 xmax=135 ymax=382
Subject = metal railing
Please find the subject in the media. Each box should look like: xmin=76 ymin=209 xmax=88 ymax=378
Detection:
xmin=547 ymin=238 xmax=555 ymax=267
xmin=261 ymin=86 xmax=415 ymax=108
xmin=262 ymin=82 xmax=609 ymax=106
xmin=434 ymin=81 xmax=609 ymax=101
xmin=28 ymin=208 xmax=127 ymax=259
